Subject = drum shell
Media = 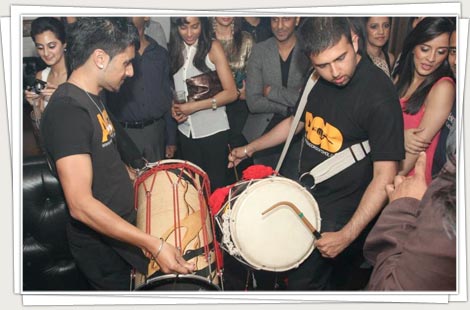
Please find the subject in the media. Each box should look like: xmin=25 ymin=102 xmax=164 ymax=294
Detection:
xmin=134 ymin=160 xmax=220 ymax=289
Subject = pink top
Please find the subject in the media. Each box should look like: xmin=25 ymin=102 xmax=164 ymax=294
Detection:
xmin=400 ymin=76 xmax=454 ymax=184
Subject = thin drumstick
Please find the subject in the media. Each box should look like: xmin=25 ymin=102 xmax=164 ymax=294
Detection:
xmin=227 ymin=144 xmax=239 ymax=181
xmin=262 ymin=201 xmax=322 ymax=239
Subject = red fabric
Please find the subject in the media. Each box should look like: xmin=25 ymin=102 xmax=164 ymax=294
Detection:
xmin=209 ymin=186 xmax=231 ymax=215
xmin=242 ymin=164 xmax=277 ymax=180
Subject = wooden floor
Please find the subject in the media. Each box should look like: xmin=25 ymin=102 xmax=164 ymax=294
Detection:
xmin=23 ymin=103 xmax=43 ymax=158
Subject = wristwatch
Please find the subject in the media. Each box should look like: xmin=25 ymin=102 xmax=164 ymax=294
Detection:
xmin=211 ymin=98 xmax=217 ymax=110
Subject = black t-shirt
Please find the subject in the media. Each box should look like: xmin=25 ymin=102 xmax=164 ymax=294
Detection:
xmin=299 ymin=57 xmax=405 ymax=229
xmin=41 ymin=83 xmax=148 ymax=273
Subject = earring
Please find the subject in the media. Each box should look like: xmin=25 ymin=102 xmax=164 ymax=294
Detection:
xmin=98 ymin=64 xmax=104 ymax=69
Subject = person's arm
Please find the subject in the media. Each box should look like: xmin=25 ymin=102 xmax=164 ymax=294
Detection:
xmin=403 ymin=127 xmax=430 ymax=154
xmin=228 ymin=116 xmax=303 ymax=167
xmin=245 ymin=44 xmax=291 ymax=115
xmin=172 ymin=40 xmax=237 ymax=117
xmin=399 ymin=79 xmax=455 ymax=176
xmin=364 ymin=152 xmax=456 ymax=290
xmin=56 ymin=154 xmax=194 ymax=274
xmin=164 ymin=109 xmax=177 ymax=158
xmin=315 ymin=160 xmax=398 ymax=258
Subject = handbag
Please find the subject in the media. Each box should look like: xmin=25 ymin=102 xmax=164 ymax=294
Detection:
xmin=185 ymin=70 xmax=223 ymax=101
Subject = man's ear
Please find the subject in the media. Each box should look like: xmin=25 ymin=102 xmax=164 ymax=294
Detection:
xmin=295 ymin=17 xmax=301 ymax=27
xmin=92 ymin=49 xmax=109 ymax=70
xmin=352 ymin=33 xmax=359 ymax=53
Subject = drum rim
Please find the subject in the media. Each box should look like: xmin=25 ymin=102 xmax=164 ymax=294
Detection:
xmin=134 ymin=274 xmax=221 ymax=291
xmin=228 ymin=176 xmax=321 ymax=271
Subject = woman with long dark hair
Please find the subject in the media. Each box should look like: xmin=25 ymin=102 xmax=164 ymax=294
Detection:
xmin=24 ymin=17 xmax=68 ymax=128
xmin=169 ymin=17 xmax=238 ymax=191
xmin=394 ymin=17 xmax=455 ymax=184
xmin=211 ymin=16 xmax=255 ymax=183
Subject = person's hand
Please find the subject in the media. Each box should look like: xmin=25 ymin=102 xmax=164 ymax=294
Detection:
xmin=404 ymin=128 xmax=430 ymax=154
xmin=125 ymin=165 xmax=137 ymax=182
xmin=238 ymin=80 xmax=246 ymax=100
xmin=386 ymin=152 xmax=428 ymax=202
xmin=143 ymin=237 xmax=195 ymax=274
xmin=24 ymin=89 xmax=40 ymax=106
xmin=228 ymin=145 xmax=252 ymax=168
xmin=39 ymin=83 xmax=58 ymax=103
xmin=165 ymin=145 xmax=176 ymax=159
xmin=171 ymin=103 xmax=188 ymax=123
xmin=263 ymin=85 xmax=271 ymax=97
xmin=314 ymin=230 xmax=352 ymax=259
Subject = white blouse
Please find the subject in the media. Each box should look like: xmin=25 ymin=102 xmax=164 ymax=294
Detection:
xmin=173 ymin=42 xmax=229 ymax=139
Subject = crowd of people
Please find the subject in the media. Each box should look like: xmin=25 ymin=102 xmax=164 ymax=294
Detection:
xmin=24 ymin=16 xmax=457 ymax=291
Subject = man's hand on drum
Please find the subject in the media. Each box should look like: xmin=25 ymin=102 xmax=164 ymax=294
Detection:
xmin=314 ymin=230 xmax=352 ymax=259
xmin=143 ymin=237 xmax=195 ymax=274
xmin=228 ymin=145 xmax=252 ymax=168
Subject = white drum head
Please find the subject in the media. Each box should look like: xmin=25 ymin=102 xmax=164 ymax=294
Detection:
xmin=229 ymin=177 xmax=321 ymax=272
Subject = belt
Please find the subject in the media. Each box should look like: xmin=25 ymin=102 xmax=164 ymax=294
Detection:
xmin=120 ymin=119 xmax=157 ymax=129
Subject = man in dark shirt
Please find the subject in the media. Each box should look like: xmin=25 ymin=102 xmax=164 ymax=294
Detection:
xmin=107 ymin=16 xmax=176 ymax=162
xmin=41 ymin=17 xmax=193 ymax=290
xmin=243 ymin=16 xmax=310 ymax=181
xmin=241 ymin=17 xmax=272 ymax=43
xmin=230 ymin=17 xmax=404 ymax=290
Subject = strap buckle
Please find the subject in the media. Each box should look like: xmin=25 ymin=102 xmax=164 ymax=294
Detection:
xmin=299 ymin=172 xmax=316 ymax=190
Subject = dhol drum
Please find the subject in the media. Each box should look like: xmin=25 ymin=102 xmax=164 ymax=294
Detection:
xmin=133 ymin=159 xmax=221 ymax=290
xmin=215 ymin=176 xmax=321 ymax=272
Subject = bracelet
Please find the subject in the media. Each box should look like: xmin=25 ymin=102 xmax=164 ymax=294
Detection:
xmin=153 ymin=238 xmax=165 ymax=261
xmin=244 ymin=147 xmax=250 ymax=158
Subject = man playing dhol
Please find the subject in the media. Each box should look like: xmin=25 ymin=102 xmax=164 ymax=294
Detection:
xmin=41 ymin=17 xmax=194 ymax=290
xmin=229 ymin=17 xmax=405 ymax=290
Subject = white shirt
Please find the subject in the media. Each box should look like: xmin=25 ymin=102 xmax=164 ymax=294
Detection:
xmin=173 ymin=42 xmax=229 ymax=139
xmin=41 ymin=67 xmax=51 ymax=108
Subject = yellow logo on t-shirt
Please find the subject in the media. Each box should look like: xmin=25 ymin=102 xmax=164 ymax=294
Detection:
xmin=96 ymin=110 xmax=113 ymax=144
xmin=304 ymin=111 xmax=343 ymax=153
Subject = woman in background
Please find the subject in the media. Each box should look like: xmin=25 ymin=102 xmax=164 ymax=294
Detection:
xmin=169 ymin=16 xmax=237 ymax=191
xmin=24 ymin=17 xmax=68 ymax=127
xmin=394 ymin=17 xmax=455 ymax=184
xmin=211 ymin=16 xmax=255 ymax=183
xmin=364 ymin=16 xmax=395 ymax=78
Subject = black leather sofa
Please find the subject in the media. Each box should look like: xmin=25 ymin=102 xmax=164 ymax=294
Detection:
xmin=23 ymin=155 xmax=91 ymax=290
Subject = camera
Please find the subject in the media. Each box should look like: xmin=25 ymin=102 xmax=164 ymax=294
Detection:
xmin=26 ymin=78 xmax=47 ymax=94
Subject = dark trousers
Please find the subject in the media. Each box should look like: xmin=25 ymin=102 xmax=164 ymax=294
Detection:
xmin=68 ymin=234 xmax=132 ymax=291
xmin=286 ymin=225 xmax=370 ymax=290
xmin=124 ymin=118 xmax=165 ymax=163
xmin=178 ymin=130 xmax=229 ymax=192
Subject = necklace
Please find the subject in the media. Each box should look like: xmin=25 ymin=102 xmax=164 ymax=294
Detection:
xmin=83 ymin=90 xmax=116 ymax=138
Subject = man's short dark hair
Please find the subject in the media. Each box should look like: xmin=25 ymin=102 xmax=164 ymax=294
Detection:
xmin=298 ymin=17 xmax=352 ymax=56
xmin=66 ymin=17 xmax=139 ymax=72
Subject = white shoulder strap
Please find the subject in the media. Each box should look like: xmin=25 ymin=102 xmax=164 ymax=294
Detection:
xmin=299 ymin=140 xmax=371 ymax=189
xmin=275 ymin=71 xmax=319 ymax=172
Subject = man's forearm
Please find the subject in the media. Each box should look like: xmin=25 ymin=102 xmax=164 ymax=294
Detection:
xmin=341 ymin=161 xmax=398 ymax=242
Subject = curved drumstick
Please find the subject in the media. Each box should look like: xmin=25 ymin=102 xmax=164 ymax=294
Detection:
xmin=262 ymin=201 xmax=322 ymax=239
